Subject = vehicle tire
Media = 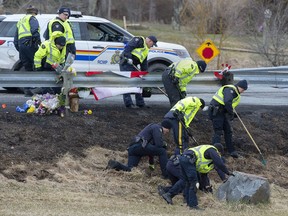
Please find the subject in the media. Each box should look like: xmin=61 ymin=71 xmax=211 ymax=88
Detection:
xmin=148 ymin=63 xmax=168 ymax=73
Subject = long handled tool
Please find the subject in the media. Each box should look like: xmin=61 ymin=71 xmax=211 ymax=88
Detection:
xmin=131 ymin=63 xmax=168 ymax=97
xmin=177 ymin=117 xmax=199 ymax=145
xmin=234 ymin=109 xmax=267 ymax=166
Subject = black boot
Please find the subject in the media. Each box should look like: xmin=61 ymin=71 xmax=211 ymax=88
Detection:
xmin=106 ymin=160 xmax=121 ymax=170
xmin=161 ymin=192 xmax=173 ymax=205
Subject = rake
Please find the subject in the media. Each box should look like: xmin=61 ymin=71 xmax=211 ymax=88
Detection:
xmin=234 ymin=109 xmax=267 ymax=166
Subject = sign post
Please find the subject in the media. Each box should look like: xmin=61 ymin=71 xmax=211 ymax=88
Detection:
xmin=196 ymin=39 xmax=220 ymax=63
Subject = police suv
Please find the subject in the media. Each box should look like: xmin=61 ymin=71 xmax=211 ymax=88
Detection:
xmin=0 ymin=11 xmax=191 ymax=74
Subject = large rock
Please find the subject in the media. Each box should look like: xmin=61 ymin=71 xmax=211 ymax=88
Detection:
xmin=216 ymin=171 xmax=270 ymax=204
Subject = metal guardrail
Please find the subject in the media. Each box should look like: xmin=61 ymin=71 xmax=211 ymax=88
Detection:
xmin=0 ymin=66 xmax=287 ymax=88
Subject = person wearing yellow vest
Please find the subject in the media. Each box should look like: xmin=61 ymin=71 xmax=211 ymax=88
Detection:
xmin=162 ymin=59 xmax=207 ymax=107
xmin=119 ymin=35 xmax=157 ymax=108
xmin=13 ymin=5 xmax=40 ymax=97
xmin=43 ymin=7 xmax=76 ymax=57
xmin=33 ymin=36 xmax=66 ymax=94
xmin=13 ymin=5 xmax=40 ymax=72
xmin=209 ymin=80 xmax=248 ymax=158
xmin=163 ymin=96 xmax=205 ymax=155
xmin=177 ymin=143 xmax=234 ymax=210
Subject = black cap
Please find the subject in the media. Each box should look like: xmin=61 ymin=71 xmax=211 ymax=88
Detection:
xmin=26 ymin=5 xmax=38 ymax=15
xmin=214 ymin=143 xmax=224 ymax=154
xmin=58 ymin=7 xmax=71 ymax=16
xmin=196 ymin=60 xmax=207 ymax=73
xmin=161 ymin=119 xmax=172 ymax=129
xmin=148 ymin=35 xmax=158 ymax=47
xmin=236 ymin=79 xmax=248 ymax=90
xmin=199 ymin=98 xmax=205 ymax=109
xmin=54 ymin=36 xmax=66 ymax=46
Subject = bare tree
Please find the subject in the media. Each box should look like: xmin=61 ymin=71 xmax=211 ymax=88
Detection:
xmin=243 ymin=0 xmax=288 ymax=66
xmin=172 ymin=0 xmax=184 ymax=30
xmin=148 ymin=0 xmax=156 ymax=22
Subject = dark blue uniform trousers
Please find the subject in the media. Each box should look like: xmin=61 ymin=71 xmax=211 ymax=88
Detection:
xmin=179 ymin=155 xmax=198 ymax=207
xmin=209 ymin=110 xmax=234 ymax=153
xmin=120 ymin=63 xmax=145 ymax=107
xmin=165 ymin=159 xmax=185 ymax=197
xmin=127 ymin=143 xmax=168 ymax=176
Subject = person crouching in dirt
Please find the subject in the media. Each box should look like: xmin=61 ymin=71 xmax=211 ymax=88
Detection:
xmin=106 ymin=120 xmax=172 ymax=178
xmin=178 ymin=143 xmax=234 ymax=211
xmin=157 ymin=143 xmax=228 ymax=206
xmin=163 ymin=96 xmax=205 ymax=155
xmin=208 ymin=79 xmax=248 ymax=158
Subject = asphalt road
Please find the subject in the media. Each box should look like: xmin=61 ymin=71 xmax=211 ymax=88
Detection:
xmin=0 ymin=84 xmax=287 ymax=107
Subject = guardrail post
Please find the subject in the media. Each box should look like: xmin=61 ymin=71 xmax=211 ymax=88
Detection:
xmin=62 ymin=72 xmax=74 ymax=114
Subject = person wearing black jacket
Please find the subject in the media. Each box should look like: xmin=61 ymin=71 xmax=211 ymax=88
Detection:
xmin=106 ymin=119 xmax=171 ymax=178
xmin=209 ymin=80 xmax=248 ymax=158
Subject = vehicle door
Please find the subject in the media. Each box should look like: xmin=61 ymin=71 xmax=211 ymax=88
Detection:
xmin=84 ymin=22 xmax=126 ymax=71
xmin=0 ymin=20 xmax=18 ymax=69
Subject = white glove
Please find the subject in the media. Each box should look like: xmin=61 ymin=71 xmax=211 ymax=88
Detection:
xmin=127 ymin=58 xmax=133 ymax=65
xmin=196 ymin=182 xmax=200 ymax=189
xmin=202 ymin=106 xmax=209 ymax=112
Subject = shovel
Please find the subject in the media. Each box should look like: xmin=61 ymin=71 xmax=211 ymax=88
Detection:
xmin=234 ymin=109 xmax=267 ymax=166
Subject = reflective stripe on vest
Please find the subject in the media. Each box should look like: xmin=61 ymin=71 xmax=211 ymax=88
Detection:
xmin=171 ymin=97 xmax=202 ymax=127
xmin=212 ymin=85 xmax=240 ymax=108
xmin=17 ymin=15 xmax=32 ymax=39
xmin=131 ymin=37 xmax=149 ymax=63
xmin=48 ymin=19 xmax=74 ymax=44
xmin=190 ymin=145 xmax=218 ymax=173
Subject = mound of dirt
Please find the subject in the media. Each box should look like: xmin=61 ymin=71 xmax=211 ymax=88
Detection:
xmin=0 ymin=103 xmax=287 ymax=187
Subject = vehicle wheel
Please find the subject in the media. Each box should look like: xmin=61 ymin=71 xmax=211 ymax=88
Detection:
xmin=148 ymin=63 xmax=168 ymax=73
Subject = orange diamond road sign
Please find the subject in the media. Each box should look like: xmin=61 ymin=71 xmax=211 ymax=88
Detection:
xmin=196 ymin=39 xmax=220 ymax=63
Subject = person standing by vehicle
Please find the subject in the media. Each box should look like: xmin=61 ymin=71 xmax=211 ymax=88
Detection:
xmin=44 ymin=7 xmax=76 ymax=57
xmin=14 ymin=5 xmax=40 ymax=96
xmin=209 ymin=80 xmax=248 ymax=158
xmin=163 ymin=96 xmax=205 ymax=155
xmin=119 ymin=35 xmax=158 ymax=108
xmin=106 ymin=120 xmax=172 ymax=178
xmin=179 ymin=143 xmax=234 ymax=210
xmin=162 ymin=59 xmax=207 ymax=107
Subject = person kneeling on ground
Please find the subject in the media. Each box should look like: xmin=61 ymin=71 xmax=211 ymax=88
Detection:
xmin=106 ymin=120 xmax=172 ymax=178
xmin=178 ymin=143 xmax=234 ymax=211
xmin=158 ymin=143 xmax=228 ymax=206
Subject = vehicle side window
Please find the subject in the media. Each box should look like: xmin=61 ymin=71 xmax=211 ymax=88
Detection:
xmin=86 ymin=22 xmax=124 ymax=42
xmin=70 ymin=22 xmax=81 ymax=40
xmin=0 ymin=22 xmax=17 ymax=37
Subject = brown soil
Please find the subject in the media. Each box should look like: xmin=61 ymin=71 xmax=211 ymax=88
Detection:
xmin=0 ymin=102 xmax=287 ymax=187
